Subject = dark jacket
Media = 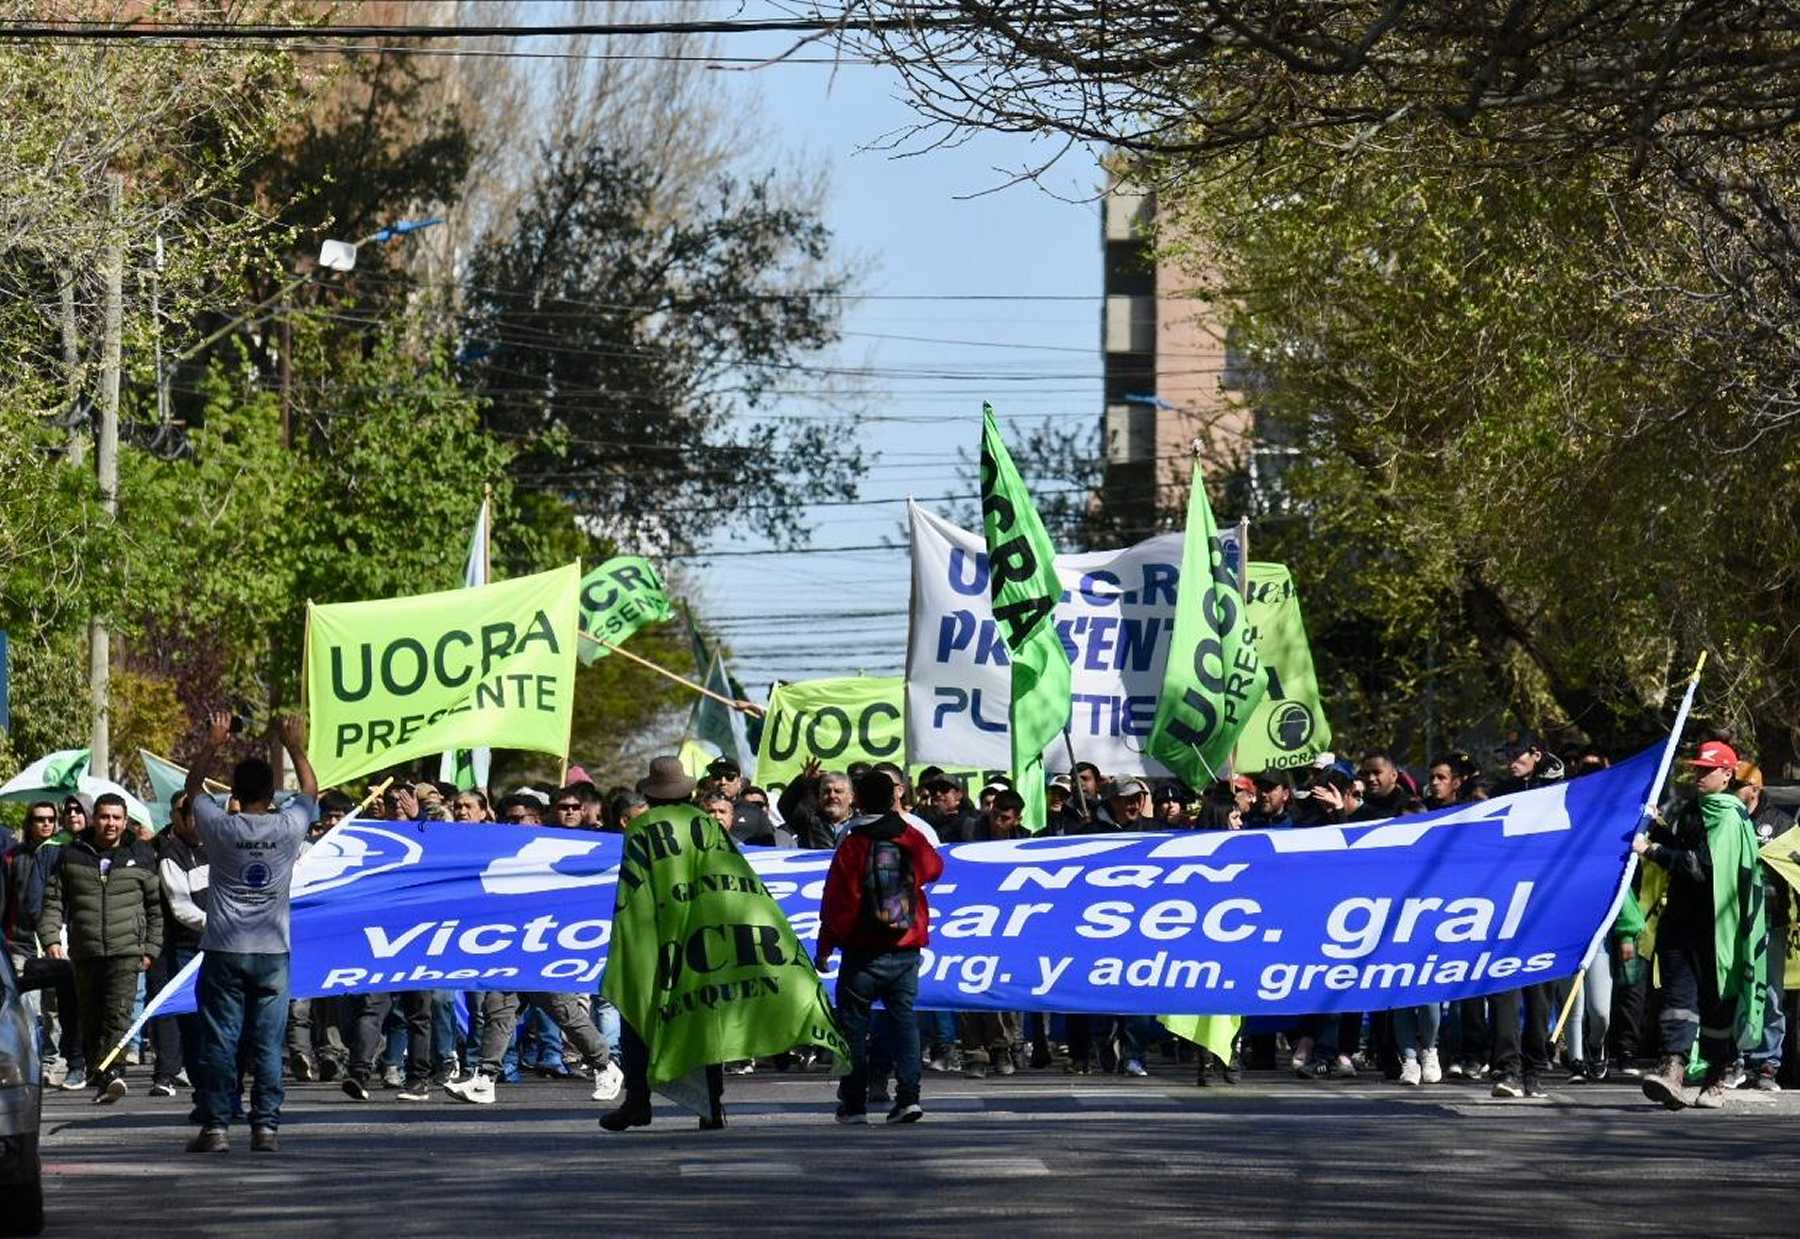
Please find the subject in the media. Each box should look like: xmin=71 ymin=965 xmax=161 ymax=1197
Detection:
xmin=923 ymin=802 xmax=984 ymax=844
xmin=1751 ymin=801 xmax=1794 ymax=930
xmin=776 ymin=775 xmax=846 ymax=851
xmin=39 ymin=834 xmax=163 ymax=961
xmin=818 ymin=812 xmax=944 ymax=958
xmin=1645 ymin=797 xmax=1716 ymax=947
xmin=1 ymin=837 xmax=49 ymax=958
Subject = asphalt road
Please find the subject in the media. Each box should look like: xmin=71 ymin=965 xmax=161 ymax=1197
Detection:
xmin=35 ymin=1062 xmax=1798 ymax=1236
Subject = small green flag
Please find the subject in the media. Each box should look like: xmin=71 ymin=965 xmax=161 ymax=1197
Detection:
xmin=577 ymin=555 xmax=674 ymax=665
xmin=1147 ymin=464 xmax=1268 ymax=785
xmin=602 ymin=803 xmax=849 ymax=1087
xmin=306 ymin=563 xmax=580 ymax=789
xmin=978 ymin=405 xmax=1073 ymax=831
xmin=1233 ymin=563 xmax=1332 ymax=774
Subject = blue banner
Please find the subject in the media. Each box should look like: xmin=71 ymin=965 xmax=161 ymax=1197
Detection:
xmin=152 ymin=747 xmax=1654 ymax=1018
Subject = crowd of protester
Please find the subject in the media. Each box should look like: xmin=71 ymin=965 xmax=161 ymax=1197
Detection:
xmin=4 ymin=724 xmax=1795 ymax=1139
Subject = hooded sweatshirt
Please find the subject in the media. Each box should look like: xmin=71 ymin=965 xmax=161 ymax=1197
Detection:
xmin=817 ymin=811 xmax=944 ymax=958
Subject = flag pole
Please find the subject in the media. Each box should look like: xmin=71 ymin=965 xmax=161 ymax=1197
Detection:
xmin=95 ymin=776 xmax=396 ymax=1075
xmin=583 ymin=632 xmax=757 ymax=713
xmin=1550 ymin=650 xmax=1709 ymax=1046
xmin=1228 ymin=514 xmax=1250 ymax=779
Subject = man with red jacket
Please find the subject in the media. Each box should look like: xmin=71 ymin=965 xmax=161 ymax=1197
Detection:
xmin=814 ymin=769 xmax=944 ymax=1125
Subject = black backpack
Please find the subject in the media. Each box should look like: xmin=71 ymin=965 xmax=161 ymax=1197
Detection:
xmin=861 ymin=828 xmax=915 ymax=932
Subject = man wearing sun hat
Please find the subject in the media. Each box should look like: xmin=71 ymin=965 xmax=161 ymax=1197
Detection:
xmin=1633 ymin=738 xmax=1769 ymax=1110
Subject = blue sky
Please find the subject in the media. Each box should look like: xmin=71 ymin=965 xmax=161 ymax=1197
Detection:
xmin=683 ymin=11 xmax=1105 ymax=694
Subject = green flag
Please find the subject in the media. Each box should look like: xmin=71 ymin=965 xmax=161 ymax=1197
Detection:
xmin=1234 ymin=563 xmax=1332 ymax=773
xmin=577 ymin=555 xmax=675 ymax=666
xmin=757 ymin=676 xmax=905 ymax=790
xmin=1705 ymin=792 xmax=1768 ymax=1050
xmin=1147 ymin=464 xmax=1268 ymax=785
xmin=306 ymin=563 xmax=580 ymax=789
xmin=978 ymin=406 xmax=1073 ymax=831
xmin=601 ymin=803 xmax=849 ymax=1088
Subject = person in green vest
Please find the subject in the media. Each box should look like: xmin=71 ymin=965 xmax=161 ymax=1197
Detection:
xmin=1633 ymin=739 xmax=1768 ymax=1110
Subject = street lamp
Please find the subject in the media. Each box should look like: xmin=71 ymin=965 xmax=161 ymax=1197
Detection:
xmin=319 ymin=216 xmax=443 ymax=273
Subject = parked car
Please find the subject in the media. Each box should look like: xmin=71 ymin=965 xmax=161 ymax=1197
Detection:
xmin=0 ymin=949 xmax=43 ymax=1236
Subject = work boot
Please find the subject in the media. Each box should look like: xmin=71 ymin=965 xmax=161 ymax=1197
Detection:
xmin=251 ymin=1127 xmax=280 ymax=1152
xmin=599 ymin=1095 xmax=653 ymax=1132
xmin=186 ymin=1127 xmax=229 ymax=1154
xmin=1641 ymin=1055 xmax=1695 ymax=1111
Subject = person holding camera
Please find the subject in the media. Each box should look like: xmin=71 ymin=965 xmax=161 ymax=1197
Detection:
xmin=182 ymin=711 xmax=318 ymax=1154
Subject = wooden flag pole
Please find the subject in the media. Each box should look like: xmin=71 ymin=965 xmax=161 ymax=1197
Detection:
xmin=584 ymin=632 xmax=758 ymax=714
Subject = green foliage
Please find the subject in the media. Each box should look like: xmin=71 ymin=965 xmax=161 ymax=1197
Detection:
xmin=463 ymin=140 xmax=865 ymax=553
xmin=1155 ymin=129 xmax=1800 ymax=765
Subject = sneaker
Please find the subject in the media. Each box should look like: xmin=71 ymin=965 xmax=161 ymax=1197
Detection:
xmin=592 ymin=1062 xmax=624 ymax=1103
xmin=995 ymin=1057 xmax=1018 ymax=1077
xmin=868 ymin=1081 xmax=891 ymax=1104
xmin=444 ymin=1072 xmax=497 ymax=1105
xmin=396 ymin=1081 xmax=431 ymax=1101
xmin=317 ymin=1058 xmax=340 ymax=1083
xmin=964 ymin=1061 xmax=988 ymax=1080
xmin=125 ymin=1045 xmax=142 ymax=1067
xmin=834 ymin=1106 xmax=868 ymax=1125
xmin=1420 ymin=1048 xmax=1442 ymax=1085
xmin=1613 ymin=1061 xmax=1643 ymax=1080
xmin=726 ymin=1060 xmax=756 ymax=1076
xmin=1297 ymin=1058 xmax=1329 ymax=1080
xmin=173 ymin=1069 xmax=191 ymax=1088
xmin=342 ymin=1077 xmax=372 ymax=1102
xmin=1522 ymin=1076 xmax=1547 ymax=1099
xmin=1723 ymin=1063 xmax=1748 ymax=1091
xmin=60 ymin=1070 xmax=88 ymax=1092
xmin=290 ymin=1053 xmax=315 ymax=1083
xmin=886 ymin=1101 xmax=924 ymax=1124
xmin=439 ymin=1059 xmax=463 ymax=1086
xmin=1446 ymin=1059 xmax=1467 ymax=1080
xmin=1329 ymin=1055 xmax=1357 ymax=1079
xmin=1029 ymin=1042 xmax=1053 ymax=1069
xmin=149 ymin=1080 xmax=177 ymax=1098
xmin=1064 ymin=1059 xmax=1090 ymax=1076
xmin=1566 ymin=1063 xmax=1588 ymax=1085
xmin=251 ymin=1126 xmax=280 ymax=1153
xmin=381 ymin=1065 xmax=404 ymax=1088
xmin=1641 ymin=1055 xmax=1694 ymax=1111
xmin=186 ymin=1127 xmax=229 ymax=1154
xmin=1585 ymin=1059 xmax=1609 ymax=1083
xmin=925 ymin=1053 xmax=952 ymax=1073
xmin=1490 ymin=1074 xmax=1524 ymax=1099
xmin=1693 ymin=1080 xmax=1728 ymax=1109
xmin=1123 ymin=1059 xmax=1148 ymax=1078
xmin=99 ymin=1076 xmax=128 ymax=1104
xmin=1399 ymin=1058 xmax=1422 ymax=1086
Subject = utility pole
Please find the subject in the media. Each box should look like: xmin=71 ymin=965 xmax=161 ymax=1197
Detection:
xmin=152 ymin=235 xmax=168 ymax=425
xmin=89 ymin=173 xmax=123 ymax=779
xmin=279 ymin=293 xmax=292 ymax=448
xmin=61 ymin=268 xmax=84 ymax=466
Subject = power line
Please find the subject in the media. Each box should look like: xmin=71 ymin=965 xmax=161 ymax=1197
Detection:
xmin=0 ymin=9 xmax=1048 ymax=43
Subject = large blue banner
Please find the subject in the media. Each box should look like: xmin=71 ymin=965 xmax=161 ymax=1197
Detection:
xmin=154 ymin=747 xmax=1654 ymax=1018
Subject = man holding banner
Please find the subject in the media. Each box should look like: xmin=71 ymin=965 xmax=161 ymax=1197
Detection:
xmin=183 ymin=711 xmax=318 ymax=1155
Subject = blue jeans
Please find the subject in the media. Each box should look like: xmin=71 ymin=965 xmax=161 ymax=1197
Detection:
xmin=835 ymin=949 xmax=922 ymax=1112
xmin=195 ymin=950 xmax=290 ymax=1131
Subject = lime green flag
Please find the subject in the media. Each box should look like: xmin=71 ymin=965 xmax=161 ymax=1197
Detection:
xmin=1147 ymin=464 xmax=1267 ymax=784
xmin=306 ymin=563 xmax=580 ymax=789
xmin=757 ymin=676 xmax=905 ymax=789
xmin=1234 ymin=563 xmax=1332 ymax=774
xmin=577 ymin=555 xmax=675 ymax=665
xmin=1159 ymin=1014 xmax=1240 ymax=1065
xmin=978 ymin=406 xmax=1073 ymax=832
xmin=602 ymin=803 xmax=849 ymax=1088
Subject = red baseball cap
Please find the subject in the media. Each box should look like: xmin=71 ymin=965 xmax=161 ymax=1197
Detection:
xmin=1232 ymin=775 xmax=1256 ymax=794
xmin=1684 ymin=740 xmax=1739 ymax=771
